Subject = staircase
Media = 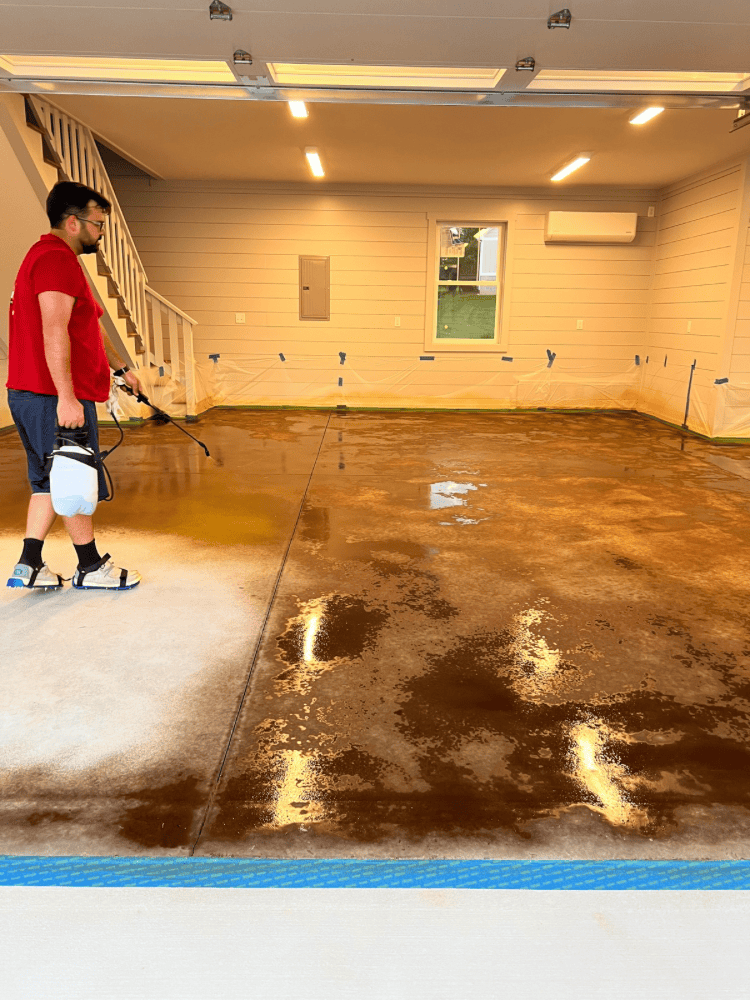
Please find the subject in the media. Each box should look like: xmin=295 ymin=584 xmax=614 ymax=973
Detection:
xmin=6 ymin=94 xmax=200 ymax=420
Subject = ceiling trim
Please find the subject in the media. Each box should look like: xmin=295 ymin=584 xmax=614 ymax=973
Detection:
xmin=2 ymin=76 xmax=749 ymax=111
xmin=111 ymin=177 xmax=663 ymax=200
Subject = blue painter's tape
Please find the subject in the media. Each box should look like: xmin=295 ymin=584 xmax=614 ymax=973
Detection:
xmin=420 ymin=356 xmax=435 ymax=361
xmin=338 ymin=377 xmax=343 ymax=386
xmin=158 ymin=366 xmax=164 ymax=376
xmin=1 ymin=858 xmax=750 ymax=890
xmin=339 ymin=352 xmax=346 ymax=365
xmin=635 ymin=355 xmax=640 ymax=366
xmin=502 ymin=356 xmax=513 ymax=362
xmin=715 ymin=377 xmax=729 ymax=384
xmin=209 ymin=353 xmax=220 ymax=363
xmin=279 ymin=353 xmax=286 ymax=362
xmin=546 ymin=350 xmax=556 ymax=368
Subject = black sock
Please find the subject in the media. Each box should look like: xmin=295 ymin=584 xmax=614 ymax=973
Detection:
xmin=74 ymin=540 xmax=101 ymax=569
xmin=19 ymin=537 xmax=44 ymax=568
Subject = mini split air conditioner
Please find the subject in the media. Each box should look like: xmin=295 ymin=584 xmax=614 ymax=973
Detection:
xmin=544 ymin=211 xmax=638 ymax=244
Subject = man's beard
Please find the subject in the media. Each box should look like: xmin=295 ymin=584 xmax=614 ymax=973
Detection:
xmin=79 ymin=238 xmax=100 ymax=255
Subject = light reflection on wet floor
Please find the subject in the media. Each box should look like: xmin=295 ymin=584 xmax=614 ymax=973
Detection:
xmin=2 ymin=408 xmax=750 ymax=857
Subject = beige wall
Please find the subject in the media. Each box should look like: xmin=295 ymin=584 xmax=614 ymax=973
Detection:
xmin=639 ymin=159 xmax=749 ymax=436
xmin=715 ymin=180 xmax=750 ymax=438
xmin=117 ymin=178 xmax=659 ymax=412
xmin=734 ymin=229 xmax=750 ymax=380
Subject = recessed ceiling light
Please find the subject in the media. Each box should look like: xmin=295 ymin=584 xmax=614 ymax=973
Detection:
xmin=305 ymin=148 xmax=325 ymax=178
xmin=289 ymin=101 xmax=308 ymax=118
xmin=268 ymin=63 xmax=506 ymax=89
xmin=529 ymin=70 xmax=750 ymax=92
xmin=629 ymin=107 xmax=664 ymax=124
xmin=551 ymin=156 xmax=591 ymax=182
xmin=0 ymin=54 xmax=236 ymax=83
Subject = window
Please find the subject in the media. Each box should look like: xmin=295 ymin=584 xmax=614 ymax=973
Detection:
xmin=427 ymin=221 xmax=507 ymax=351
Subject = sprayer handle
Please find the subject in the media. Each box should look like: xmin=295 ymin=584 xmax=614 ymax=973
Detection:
xmin=115 ymin=378 xmax=150 ymax=406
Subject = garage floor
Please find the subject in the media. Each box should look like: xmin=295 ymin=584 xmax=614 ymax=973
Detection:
xmin=2 ymin=408 xmax=750 ymax=858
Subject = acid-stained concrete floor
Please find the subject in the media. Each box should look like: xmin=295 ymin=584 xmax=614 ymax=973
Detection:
xmin=1 ymin=408 xmax=750 ymax=859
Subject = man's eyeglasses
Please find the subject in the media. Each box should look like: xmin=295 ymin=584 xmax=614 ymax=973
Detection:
xmin=68 ymin=214 xmax=106 ymax=232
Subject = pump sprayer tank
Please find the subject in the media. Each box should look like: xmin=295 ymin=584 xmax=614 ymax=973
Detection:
xmin=49 ymin=424 xmax=100 ymax=516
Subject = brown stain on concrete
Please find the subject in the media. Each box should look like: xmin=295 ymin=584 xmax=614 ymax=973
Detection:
xmin=197 ymin=405 xmax=750 ymax=851
xmin=5 ymin=408 xmax=750 ymax=856
xmin=277 ymin=594 xmax=389 ymax=668
xmin=207 ymin=592 xmax=750 ymax=846
xmin=117 ymin=775 xmax=205 ymax=849
xmin=26 ymin=810 xmax=75 ymax=826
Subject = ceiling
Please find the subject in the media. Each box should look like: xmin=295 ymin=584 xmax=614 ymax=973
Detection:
xmin=3 ymin=1 xmax=750 ymax=188
xmin=45 ymin=97 xmax=750 ymax=189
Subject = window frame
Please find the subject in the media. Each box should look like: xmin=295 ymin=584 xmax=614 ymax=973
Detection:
xmin=424 ymin=216 xmax=509 ymax=353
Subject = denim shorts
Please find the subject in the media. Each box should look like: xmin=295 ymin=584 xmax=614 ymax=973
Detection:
xmin=7 ymin=389 xmax=109 ymax=501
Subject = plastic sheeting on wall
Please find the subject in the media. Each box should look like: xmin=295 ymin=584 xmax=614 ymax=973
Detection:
xmin=95 ymin=352 xmax=749 ymax=441
xmin=715 ymin=382 xmax=750 ymax=437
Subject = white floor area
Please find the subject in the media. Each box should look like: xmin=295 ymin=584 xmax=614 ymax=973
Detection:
xmin=2 ymin=887 xmax=748 ymax=999
xmin=0 ymin=528 xmax=278 ymax=853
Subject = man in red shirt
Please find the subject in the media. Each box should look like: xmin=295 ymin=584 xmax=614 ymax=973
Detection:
xmin=6 ymin=180 xmax=142 ymax=590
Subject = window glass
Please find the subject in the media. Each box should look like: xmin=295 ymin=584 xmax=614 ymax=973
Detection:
xmin=435 ymin=224 xmax=502 ymax=341
xmin=436 ymin=284 xmax=497 ymax=340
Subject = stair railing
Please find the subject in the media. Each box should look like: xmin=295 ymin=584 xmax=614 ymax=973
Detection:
xmin=30 ymin=98 xmax=147 ymax=340
xmin=28 ymin=97 xmax=200 ymax=416
xmin=144 ymin=287 xmax=198 ymax=417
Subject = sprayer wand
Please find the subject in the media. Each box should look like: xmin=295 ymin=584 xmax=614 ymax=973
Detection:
xmin=113 ymin=377 xmax=211 ymax=457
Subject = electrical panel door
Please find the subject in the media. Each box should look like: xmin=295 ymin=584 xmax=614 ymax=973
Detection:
xmin=299 ymin=256 xmax=330 ymax=320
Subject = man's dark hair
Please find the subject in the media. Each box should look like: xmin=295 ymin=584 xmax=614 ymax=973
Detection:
xmin=46 ymin=181 xmax=111 ymax=228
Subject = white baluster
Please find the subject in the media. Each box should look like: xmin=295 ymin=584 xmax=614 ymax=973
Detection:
xmin=151 ymin=297 xmax=165 ymax=370
xmin=123 ymin=249 xmax=132 ymax=316
xmin=114 ymin=222 xmax=122 ymax=294
xmin=143 ymin=293 xmax=154 ymax=367
xmin=54 ymin=112 xmax=66 ymax=173
xmin=167 ymin=308 xmax=180 ymax=379
xmin=182 ymin=322 xmax=197 ymax=418
xmin=138 ymin=278 xmax=148 ymax=356
xmin=72 ymin=123 xmax=82 ymax=182
xmin=63 ymin=117 xmax=77 ymax=180
xmin=104 ymin=202 xmax=114 ymax=274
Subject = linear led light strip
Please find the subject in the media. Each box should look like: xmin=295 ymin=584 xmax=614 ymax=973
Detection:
xmin=268 ymin=63 xmax=506 ymax=89
xmin=0 ymin=54 xmax=236 ymax=83
xmin=629 ymin=107 xmax=664 ymax=124
xmin=529 ymin=69 xmax=750 ymax=92
xmin=552 ymin=155 xmax=591 ymax=182
xmin=305 ymin=148 xmax=324 ymax=178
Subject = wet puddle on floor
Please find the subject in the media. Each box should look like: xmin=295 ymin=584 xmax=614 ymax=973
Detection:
xmin=429 ymin=480 xmax=490 ymax=525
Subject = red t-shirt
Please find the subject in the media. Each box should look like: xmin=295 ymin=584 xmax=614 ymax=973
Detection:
xmin=6 ymin=234 xmax=110 ymax=402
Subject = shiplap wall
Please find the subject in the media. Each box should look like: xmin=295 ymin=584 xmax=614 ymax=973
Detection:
xmin=732 ymin=223 xmax=750 ymax=384
xmin=641 ymin=161 xmax=746 ymax=435
xmin=115 ymin=179 xmax=657 ymax=411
